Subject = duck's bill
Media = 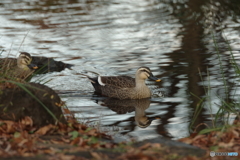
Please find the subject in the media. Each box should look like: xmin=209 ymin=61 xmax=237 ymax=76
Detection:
xmin=28 ymin=63 xmax=38 ymax=70
xmin=149 ymin=76 xmax=161 ymax=82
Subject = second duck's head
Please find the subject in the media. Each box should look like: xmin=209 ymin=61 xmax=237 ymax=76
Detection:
xmin=17 ymin=52 xmax=38 ymax=70
xmin=136 ymin=66 xmax=161 ymax=82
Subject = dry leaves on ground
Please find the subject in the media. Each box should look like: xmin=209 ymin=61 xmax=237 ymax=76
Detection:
xmin=179 ymin=120 xmax=240 ymax=159
xmin=0 ymin=116 xmax=113 ymax=158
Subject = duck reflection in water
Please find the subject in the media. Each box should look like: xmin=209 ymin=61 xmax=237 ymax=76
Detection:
xmin=97 ymin=98 xmax=160 ymax=128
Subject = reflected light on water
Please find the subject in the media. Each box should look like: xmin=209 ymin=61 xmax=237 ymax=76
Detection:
xmin=0 ymin=0 xmax=240 ymax=140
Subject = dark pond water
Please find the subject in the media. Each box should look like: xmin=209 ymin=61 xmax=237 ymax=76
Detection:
xmin=1 ymin=0 xmax=240 ymax=140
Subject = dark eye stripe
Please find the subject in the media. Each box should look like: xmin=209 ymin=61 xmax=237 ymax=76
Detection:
xmin=25 ymin=56 xmax=31 ymax=61
xmin=140 ymin=69 xmax=150 ymax=73
xmin=142 ymin=69 xmax=148 ymax=72
xmin=145 ymin=71 xmax=151 ymax=75
xmin=21 ymin=55 xmax=31 ymax=61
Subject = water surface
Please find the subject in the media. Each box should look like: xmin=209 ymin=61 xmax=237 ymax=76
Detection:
xmin=1 ymin=0 xmax=240 ymax=140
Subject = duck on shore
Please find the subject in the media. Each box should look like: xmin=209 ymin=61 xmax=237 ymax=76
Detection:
xmin=0 ymin=52 xmax=38 ymax=81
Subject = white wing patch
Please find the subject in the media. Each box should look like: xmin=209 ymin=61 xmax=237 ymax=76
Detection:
xmin=98 ymin=76 xmax=106 ymax=86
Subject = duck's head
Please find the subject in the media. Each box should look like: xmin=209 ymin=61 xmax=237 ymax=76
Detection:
xmin=17 ymin=52 xmax=38 ymax=70
xmin=136 ymin=66 xmax=161 ymax=82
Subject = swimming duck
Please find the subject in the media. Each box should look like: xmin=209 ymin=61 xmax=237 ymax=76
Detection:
xmin=0 ymin=52 xmax=38 ymax=81
xmin=88 ymin=66 xmax=161 ymax=99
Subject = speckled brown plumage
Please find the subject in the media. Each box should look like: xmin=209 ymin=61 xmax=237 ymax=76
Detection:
xmin=101 ymin=76 xmax=135 ymax=88
xmin=89 ymin=67 xmax=161 ymax=99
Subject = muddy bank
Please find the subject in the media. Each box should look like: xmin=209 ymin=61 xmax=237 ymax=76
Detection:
xmin=0 ymin=82 xmax=66 ymax=127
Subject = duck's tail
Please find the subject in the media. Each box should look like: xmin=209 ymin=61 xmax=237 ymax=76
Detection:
xmin=77 ymin=71 xmax=99 ymax=84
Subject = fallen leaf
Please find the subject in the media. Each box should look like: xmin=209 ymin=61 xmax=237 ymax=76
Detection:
xmin=87 ymin=129 xmax=97 ymax=136
xmin=42 ymin=148 xmax=57 ymax=155
xmin=3 ymin=120 xmax=15 ymax=133
xmin=139 ymin=143 xmax=151 ymax=150
xmin=57 ymin=154 xmax=77 ymax=160
xmin=20 ymin=116 xmax=33 ymax=127
xmin=192 ymin=134 xmax=205 ymax=141
xmin=18 ymin=139 xmax=28 ymax=147
xmin=90 ymin=152 xmax=102 ymax=160
xmin=35 ymin=125 xmax=53 ymax=135
xmin=63 ymin=108 xmax=71 ymax=114
xmin=151 ymin=143 xmax=161 ymax=149
xmin=218 ymin=141 xmax=234 ymax=148
xmin=178 ymin=137 xmax=193 ymax=144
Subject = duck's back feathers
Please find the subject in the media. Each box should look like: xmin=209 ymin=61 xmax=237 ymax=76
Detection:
xmin=89 ymin=76 xmax=135 ymax=94
xmin=99 ymin=76 xmax=135 ymax=88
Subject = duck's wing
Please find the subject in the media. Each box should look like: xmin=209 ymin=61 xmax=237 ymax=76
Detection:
xmin=94 ymin=76 xmax=135 ymax=88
